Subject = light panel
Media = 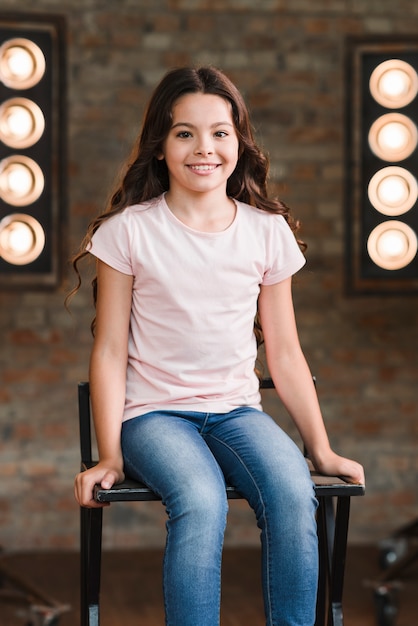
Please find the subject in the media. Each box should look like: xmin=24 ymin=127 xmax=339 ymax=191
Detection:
xmin=0 ymin=14 xmax=66 ymax=288
xmin=345 ymin=38 xmax=418 ymax=294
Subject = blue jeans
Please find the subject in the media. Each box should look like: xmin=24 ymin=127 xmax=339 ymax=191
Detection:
xmin=121 ymin=407 xmax=318 ymax=626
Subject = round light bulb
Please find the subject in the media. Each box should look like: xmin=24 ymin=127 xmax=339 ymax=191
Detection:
xmin=368 ymin=113 xmax=418 ymax=162
xmin=0 ymin=213 xmax=45 ymax=265
xmin=7 ymin=46 xmax=34 ymax=79
xmin=370 ymin=59 xmax=418 ymax=108
xmin=367 ymin=221 xmax=417 ymax=270
xmin=0 ymin=98 xmax=45 ymax=149
xmin=0 ymin=156 xmax=44 ymax=206
xmin=7 ymin=221 xmax=34 ymax=254
xmin=0 ymin=38 xmax=45 ymax=89
xmin=368 ymin=166 xmax=417 ymax=216
xmin=7 ymin=105 xmax=33 ymax=137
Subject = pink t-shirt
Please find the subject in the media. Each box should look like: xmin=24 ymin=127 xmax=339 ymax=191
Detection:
xmin=89 ymin=194 xmax=306 ymax=421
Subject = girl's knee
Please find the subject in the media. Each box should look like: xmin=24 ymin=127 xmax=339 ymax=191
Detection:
xmin=282 ymin=464 xmax=317 ymax=511
xmin=262 ymin=460 xmax=317 ymax=521
xmin=169 ymin=480 xmax=229 ymax=525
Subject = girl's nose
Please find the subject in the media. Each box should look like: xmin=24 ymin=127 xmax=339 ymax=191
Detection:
xmin=194 ymin=136 xmax=213 ymax=155
xmin=195 ymin=147 xmax=213 ymax=156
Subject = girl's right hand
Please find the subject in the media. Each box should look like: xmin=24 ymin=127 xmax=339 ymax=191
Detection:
xmin=74 ymin=462 xmax=125 ymax=508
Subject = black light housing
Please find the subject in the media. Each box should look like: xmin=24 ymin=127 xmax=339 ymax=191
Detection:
xmin=0 ymin=13 xmax=66 ymax=288
xmin=345 ymin=37 xmax=418 ymax=295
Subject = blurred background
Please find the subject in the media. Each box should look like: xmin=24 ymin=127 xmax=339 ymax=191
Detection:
xmin=0 ymin=1 xmax=417 ymax=624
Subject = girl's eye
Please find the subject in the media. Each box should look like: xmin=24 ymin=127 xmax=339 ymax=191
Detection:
xmin=175 ymin=130 xmax=229 ymax=139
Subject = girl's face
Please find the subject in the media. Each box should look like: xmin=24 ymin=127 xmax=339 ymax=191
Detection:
xmin=160 ymin=92 xmax=239 ymax=198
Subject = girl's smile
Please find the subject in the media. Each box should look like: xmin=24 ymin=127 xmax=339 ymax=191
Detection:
xmin=188 ymin=164 xmax=219 ymax=172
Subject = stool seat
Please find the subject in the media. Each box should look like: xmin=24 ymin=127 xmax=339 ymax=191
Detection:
xmin=91 ymin=461 xmax=364 ymax=502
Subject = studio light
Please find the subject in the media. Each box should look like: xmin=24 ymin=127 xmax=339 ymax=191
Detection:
xmin=368 ymin=166 xmax=417 ymax=216
xmin=0 ymin=212 xmax=45 ymax=265
xmin=367 ymin=221 xmax=417 ymax=271
xmin=369 ymin=59 xmax=418 ymax=108
xmin=0 ymin=13 xmax=66 ymax=288
xmin=368 ymin=113 xmax=417 ymax=162
xmin=0 ymin=37 xmax=46 ymax=90
xmin=345 ymin=37 xmax=418 ymax=294
xmin=0 ymin=97 xmax=45 ymax=149
xmin=0 ymin=155 xmax=44 ymax=206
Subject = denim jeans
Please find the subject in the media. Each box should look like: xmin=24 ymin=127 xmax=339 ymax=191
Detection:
xmin=121 ymin=407 xmax=318 ymax=626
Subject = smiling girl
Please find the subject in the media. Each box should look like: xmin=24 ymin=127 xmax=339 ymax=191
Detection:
xmin=72 ymin=66 xmax=364 ymax=626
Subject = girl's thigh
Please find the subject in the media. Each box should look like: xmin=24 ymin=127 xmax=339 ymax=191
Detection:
xmin=203 ymin=408 xmax=316 ymax=510
xmin=121 ymin=411 xmax=228 ymax=504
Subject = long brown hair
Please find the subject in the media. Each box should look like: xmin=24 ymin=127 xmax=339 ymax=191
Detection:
xmin=67 ymin=66 xmax=304 ymax=342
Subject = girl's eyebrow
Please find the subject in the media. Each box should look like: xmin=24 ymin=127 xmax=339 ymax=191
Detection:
xmin=171 ymin=121 xmax=234 ymax=129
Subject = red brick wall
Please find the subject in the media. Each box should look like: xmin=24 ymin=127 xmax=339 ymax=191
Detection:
xmin=0 ymin=0 xmax=417 ymax=549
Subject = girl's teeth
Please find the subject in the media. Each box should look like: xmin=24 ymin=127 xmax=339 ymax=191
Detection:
xmin=190 ymin=165 xmax=216 ymax=171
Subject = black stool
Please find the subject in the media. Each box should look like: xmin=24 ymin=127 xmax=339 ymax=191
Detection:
xmin=78 ymin=380 xmax=365 ymax=626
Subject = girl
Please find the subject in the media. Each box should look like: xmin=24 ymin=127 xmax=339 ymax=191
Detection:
xmin=73 ymin=66 xmax=364 ymax=626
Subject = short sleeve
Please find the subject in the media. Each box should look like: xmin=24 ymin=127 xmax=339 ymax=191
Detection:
xmin=89 ymin=213 xmax=134 ymax=276
xmin=261 ymin=214 xmax=306 ymax=285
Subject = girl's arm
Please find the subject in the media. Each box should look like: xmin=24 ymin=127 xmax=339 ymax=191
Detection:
xmin=258 ymin=277 xmax=364 ymax=485
xmin=74 ymin=260 xmax=134 ymax=507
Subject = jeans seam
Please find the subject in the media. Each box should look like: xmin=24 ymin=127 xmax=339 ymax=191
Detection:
xmin=205 ymin=433 xmax=274 ymax=624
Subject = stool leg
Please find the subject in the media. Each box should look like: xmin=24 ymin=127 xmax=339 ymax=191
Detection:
xmin=80 ymin=506 xmax=103 ymax=626
xmin=316 ymin=497 xmax=331 ymax=626
xmin=315 ymin=496 xmax=351 ymax=626
xmin=329 ymin=497 xmax=351 ymax=626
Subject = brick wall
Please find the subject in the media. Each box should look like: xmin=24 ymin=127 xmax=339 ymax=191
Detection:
xmin=0 ymin=0 xmax=417 ymax=550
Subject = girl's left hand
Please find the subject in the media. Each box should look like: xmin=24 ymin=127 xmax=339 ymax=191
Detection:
xmin=312 ymin=451 xmax=365 ymax=485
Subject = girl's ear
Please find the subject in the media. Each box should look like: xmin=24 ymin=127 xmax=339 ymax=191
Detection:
xmin=156 ymin=152 xmax=165 ymax=161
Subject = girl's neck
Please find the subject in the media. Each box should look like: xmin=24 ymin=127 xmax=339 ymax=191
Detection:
xmin=165 ymin=190 xmax=236 ymax=233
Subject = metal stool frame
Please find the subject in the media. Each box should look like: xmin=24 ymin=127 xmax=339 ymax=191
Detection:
xmin=78 ymin=381 xmax=364 ymax=626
